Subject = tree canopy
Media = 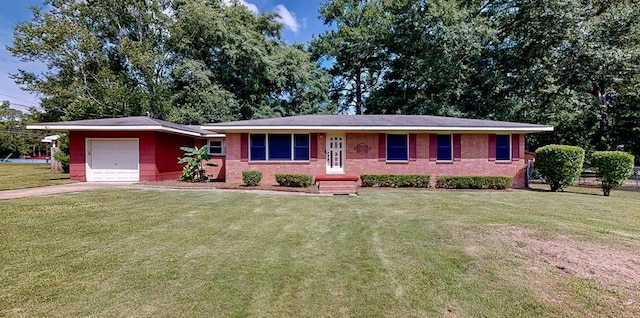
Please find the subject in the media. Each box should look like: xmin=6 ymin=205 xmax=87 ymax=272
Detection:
xmin=9 ymin=0 xmax=330 ymax=124
xmin=312 ymin=0 xmax=640 ymax=157
xmin=9 ymin=0 xmax=640 ymax=160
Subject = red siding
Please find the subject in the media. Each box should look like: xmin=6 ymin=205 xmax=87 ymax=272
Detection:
xmin=68 ymin=131 xmax=200 ymax=182
xmin=68 ymin=131 xmax=87 ymax=182
xmin=223 ymin=132 xmax=528 ymax=188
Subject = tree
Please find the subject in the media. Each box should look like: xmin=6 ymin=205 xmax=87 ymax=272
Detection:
xmin=535 ymin=145 xmax=585 ymax=192
xmin=313 ymin=0 xmax=640 ymax=161
xmin=591 ymin=151 xmax=634 ymax=196
xmin=10 ymin=0 xmax=330 ymax=124
xmin=0 ymin=101 xmax=44 ymax=158
xmin=9 ymin=0 xmax=173 ymax=121
xmin=177 ymin=145 xmax=216 ymax=182
xmin=167 ymin=0 xmax=330 ymax=123
xmin=311 ymin=0 xmax=390 ymax=114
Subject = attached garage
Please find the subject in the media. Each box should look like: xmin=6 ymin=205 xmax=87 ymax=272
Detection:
xmin=27 ymin=117 xmax=225 ymax=182
xmin=86 ymin=139 xmax=139 ymax=181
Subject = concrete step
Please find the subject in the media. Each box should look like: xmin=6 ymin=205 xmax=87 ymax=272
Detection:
xmin=316 ymin=180 xmax=358 ymax=195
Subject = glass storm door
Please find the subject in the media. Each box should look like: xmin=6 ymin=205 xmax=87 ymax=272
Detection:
xmin=326 ymin=133 xmax=346 ymax=174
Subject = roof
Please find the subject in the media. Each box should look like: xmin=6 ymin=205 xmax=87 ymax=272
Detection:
xmin=27 ymin=116 xmax=223 ymax=137
xmin=202 ymin=114 xmax=554 ymax=133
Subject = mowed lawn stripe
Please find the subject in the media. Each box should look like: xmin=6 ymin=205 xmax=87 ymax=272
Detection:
xmin=1 ymin=188 xmax=639 ymax=317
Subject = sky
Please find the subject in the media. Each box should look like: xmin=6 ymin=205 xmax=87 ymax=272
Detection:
xmin=0 ymin=0 xmax=329 ymax=112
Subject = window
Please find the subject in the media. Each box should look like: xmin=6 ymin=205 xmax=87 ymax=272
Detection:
xmin=208 ymin=140 xmax=225 ymax=155
xmin=386 ymin=134 xmax=408 ymax=161
xmin=250 ymin=134 xmax=309 ymax=161
xmin=437 ymin=135 xmax=452 ymax=161
xmin=250 ymin=134 xmax=266 ymax=161
xmin=294 ymin=134 xmax=310 ymax=160
xmin=496 ymin=135 xmax=511 ymax=161
xmin=268 ymin=134 xmax=291 ymax=160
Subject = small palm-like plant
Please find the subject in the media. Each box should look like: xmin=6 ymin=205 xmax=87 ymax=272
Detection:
xmin=177 ymin=146 xmax=217 ymax=182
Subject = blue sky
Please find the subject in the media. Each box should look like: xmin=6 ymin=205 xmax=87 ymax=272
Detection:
xmin=0 ymin=0 xmax=329 ymax=112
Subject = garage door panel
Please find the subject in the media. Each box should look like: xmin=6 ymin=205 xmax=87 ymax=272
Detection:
xmin=87 ymin=139 xmax=139 ymax=182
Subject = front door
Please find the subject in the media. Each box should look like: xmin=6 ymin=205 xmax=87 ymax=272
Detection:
xmin=326 ymin=133 xmax=346 ymax=174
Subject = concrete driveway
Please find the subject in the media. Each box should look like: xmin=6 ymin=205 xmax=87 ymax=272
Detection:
xmin=0 ymin=182 xmax=134 ymax=200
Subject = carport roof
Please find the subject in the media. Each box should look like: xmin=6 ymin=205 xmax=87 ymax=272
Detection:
xmin=27 ymin=116 xmax=223 ymax=137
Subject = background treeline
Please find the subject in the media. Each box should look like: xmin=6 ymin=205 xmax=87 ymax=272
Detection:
xmin=5 ymin=0 xmax=640 ymax=160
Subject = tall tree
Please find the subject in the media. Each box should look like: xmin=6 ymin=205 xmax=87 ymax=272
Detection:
xmin=10 ymin=0 xmax=330 ymax=124
xmin=168 ymin=0 xmax=330 ymax=123
xmin=9 ymin=0 xmax=173 ymax=121
xmin=311 ymin=0 xmax=391 ymax=114
xmin=315 ymin=0 xmax=640 ymax=159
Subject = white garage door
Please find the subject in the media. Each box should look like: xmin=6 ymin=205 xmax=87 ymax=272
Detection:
xmin=87 ymin=139 xmax=139 ymax=182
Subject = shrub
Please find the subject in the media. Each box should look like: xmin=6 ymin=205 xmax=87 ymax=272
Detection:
xmin=242 ymin=170 xmax=262 ymax=186
xmin=275 ymin=174 xmax=313 ymax=187
xmin=435 ymin=176 xmax=513 ymax=189
xmin=535 ymin=145 xmax=585 ymax=192
xmin=53 ymin=151 xmax=70 ymax=173
xmin=359 ymin=174 xmax=430 ymax=188
xmin=590 ymin=151 xmax=634 ymax=196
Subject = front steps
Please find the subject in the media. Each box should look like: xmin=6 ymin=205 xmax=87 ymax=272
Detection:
xmin=315 ymin=175 xmax=359 ymax=195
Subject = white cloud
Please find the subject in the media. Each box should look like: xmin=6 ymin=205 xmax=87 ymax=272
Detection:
xmin=223 ymin=0 xmax=259 ymax=14
xmin=274 ymin=4 xmax=300 ymax=34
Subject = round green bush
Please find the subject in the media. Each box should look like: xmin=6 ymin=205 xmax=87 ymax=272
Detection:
xmin=590 ymin=151 xmax=634 ymax=196
xmin=535 ymin=145 xmax=585 ymax=192
xmin=242 ymin=170 xmax=262 ymax=186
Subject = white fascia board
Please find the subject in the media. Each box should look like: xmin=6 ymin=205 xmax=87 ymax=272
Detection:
xmin=200 ymin=125 xmax=555 ymax=133
xmin=26 ymin=125 xmax=206 ymax=137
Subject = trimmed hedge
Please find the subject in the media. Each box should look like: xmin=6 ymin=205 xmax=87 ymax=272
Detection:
xmin=590 ymin=151 xmax=634 ymax=196
xmin=360 ymin=174 xmax=430 ymax=188
xmin=435 ymin=176 xmax=513 ymax=189
xmin=275 ymin=174 xmax=314 ymax=187
xmin=535 ymin=144 xmax=585 ymax=192
xmin=242 ymin=170 xmax=262 ymax=186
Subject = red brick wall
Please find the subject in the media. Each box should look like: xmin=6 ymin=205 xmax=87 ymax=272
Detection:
xmin=199 ymin=138 xmax=226 ymax=181
xmin=224 ymin=132 xmax=527 ymax=188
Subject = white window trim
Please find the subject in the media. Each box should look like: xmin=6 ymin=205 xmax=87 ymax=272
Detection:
xmin=386 ymin=133 xmax=409 ymax=162
xmin=249 ymin=133 xmax=310 ymax=162
xmin=495 ymin=134 xmax=512 ymax=162
xmin=208 ymin=140 xmax=226 ymax=156
xmin=437 ymin=134 xmax=454 ymax=162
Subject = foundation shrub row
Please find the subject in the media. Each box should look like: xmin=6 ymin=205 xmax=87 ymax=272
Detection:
xmin=360 ymin=174 xmax=431 ymax=188
xmin=275 ymin=174 xmax=314 ymax=188
xmin=242 ymin=170 xmax=513 ymax=190
xmin=435 ymin=176 xmax=513 ymax=189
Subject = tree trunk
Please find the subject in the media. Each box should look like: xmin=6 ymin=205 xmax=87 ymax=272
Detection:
xmin=50 ymin=146 xmax=64 ymax=173
xmin=355 ymin=68 xmax=363 ymax=115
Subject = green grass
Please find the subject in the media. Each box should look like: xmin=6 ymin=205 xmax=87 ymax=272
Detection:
xmin=0 ymin=163 xmax=71 ymax=190
xmin=1 ymin=188 xmax=639 ymax=317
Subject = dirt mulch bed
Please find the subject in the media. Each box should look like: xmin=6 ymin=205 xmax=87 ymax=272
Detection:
xmin=498 ymin=226 xmax=640 ymax=290
xmin=135 ymin=180 xmax=319 ymax=193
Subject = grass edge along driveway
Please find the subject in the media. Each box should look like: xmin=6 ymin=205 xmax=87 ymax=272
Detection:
xmin=0 ymin=163 xmax=71 ymax=190
xmin=1 ymin=188 xmax=639 ymax=317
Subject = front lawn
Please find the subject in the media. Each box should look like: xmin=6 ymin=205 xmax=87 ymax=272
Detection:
xmin=1 ymin=188 xmax=639 ymax=317
xmin=0 ymin=163 xmax=71 ymax=190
